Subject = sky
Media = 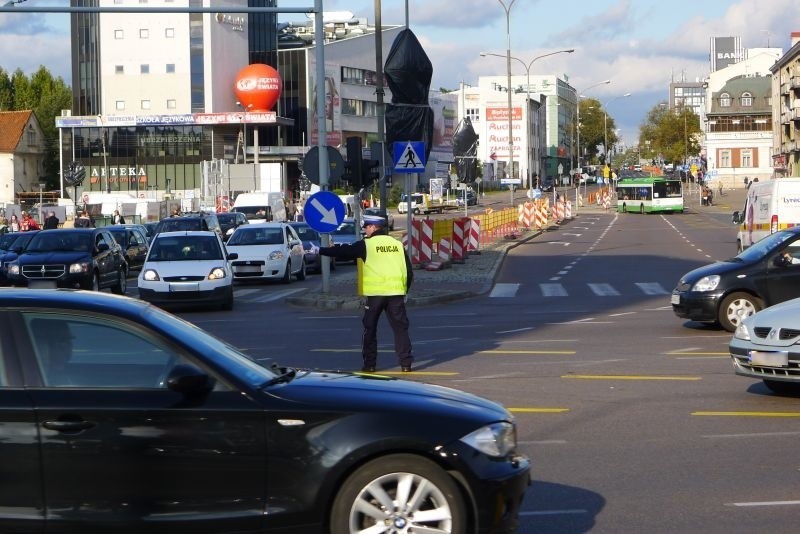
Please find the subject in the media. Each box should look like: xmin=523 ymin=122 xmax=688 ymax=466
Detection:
xmin=1 ymin=0 xmax=798 ymax=145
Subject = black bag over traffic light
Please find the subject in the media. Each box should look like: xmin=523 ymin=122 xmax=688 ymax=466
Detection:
xmin=346 ymin=136 xmax=364 ymax=188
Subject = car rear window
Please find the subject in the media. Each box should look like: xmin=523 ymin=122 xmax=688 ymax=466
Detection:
xmin=157 ymin=219 xmax=205 ymax=233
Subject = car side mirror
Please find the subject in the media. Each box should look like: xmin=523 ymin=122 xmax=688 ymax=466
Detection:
xmin=731 ymin=211 xmax=741 ymax=224
xmin=227 ymin=252 xmax=238 ymax=260
xmin=166 ymin=364 xmax=216 ymax=396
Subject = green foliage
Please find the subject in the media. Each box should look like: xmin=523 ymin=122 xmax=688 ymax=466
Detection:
xmin=3 ymin=66 xmax=72 ymax=190
xmin=578 ymin=98 xmax=619 ymax=164
xmin=638 ymin=103 xmax=701 ymax=164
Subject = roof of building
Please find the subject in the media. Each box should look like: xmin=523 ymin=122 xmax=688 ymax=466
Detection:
xmin=0 ymin=110 xmax=34 ymax=153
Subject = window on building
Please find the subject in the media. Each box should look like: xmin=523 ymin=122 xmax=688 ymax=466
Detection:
xmin=720 ymin=150 xmax=731 ymax=167
xmin=114 ymin=29 xmax=124 ymax=39
xmin=141 ymin=64 xmax=149 ymax=74
xmin=720 ymin=93 xmax=730 ymax=107
xmin=741 ymin=149 xmax=752 ymax=168
xmin=27 ymin=125 xmax=36 ymax=146
xmin=116 ymin=101 xmax=125 ymax=110
xmin=167 ymin=99 xmax=176 ymax=109
xmin=139 ymin=29 xmax=149 ymax=39
xmin=166 ymin=63 xmax=175 ymax=73
xmin=115 ymin=65 xmax=124 ymax=74
xmin=165 ymin=28 xmax=175 ymax=38
xmin=141 ymin=100 xmax=151 ymax=110
xmin=741 ymin=92 xmax=752 ymax=106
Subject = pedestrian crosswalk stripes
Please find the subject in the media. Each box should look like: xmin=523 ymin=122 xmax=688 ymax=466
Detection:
xmin=488 ymin=282 xmax=673 ymax=298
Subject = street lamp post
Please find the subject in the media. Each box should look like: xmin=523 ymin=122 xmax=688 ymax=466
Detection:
xmin=575 ymin=80 xmax=611 ymax=174
xmin=497 ymin=0 xmax=516 ymax=204
xmin=603 ymin=93 xmax=631 ymax=167
xmin=480 ymin=48 xmax=574 ymax=190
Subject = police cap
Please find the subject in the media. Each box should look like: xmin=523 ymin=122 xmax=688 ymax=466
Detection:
xmin=361 ymin=214 xmax=387 ymax=228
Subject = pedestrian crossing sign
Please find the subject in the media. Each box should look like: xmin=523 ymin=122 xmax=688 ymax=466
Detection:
xmin=392 ymin=141 xmax=427 ymax=174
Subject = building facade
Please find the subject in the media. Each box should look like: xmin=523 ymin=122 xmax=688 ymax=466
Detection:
xmin=0 ymin=111 xmax=47 ymax=205
xmin=704 ymin=48 xmax=782 ymax=186
xmin=770 ymin=32 xmax=800 ymax=178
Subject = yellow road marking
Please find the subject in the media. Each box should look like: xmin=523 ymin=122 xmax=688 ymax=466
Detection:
xmin=562 ymin=374 xmax=702 ymax=381
xmin=692 ymin=411 xmax=800 ymax=418
xmin=508 ymin=407 xmax=570 ymax=413
xmin=312 ymin=349 xmax=394 ymax=353
xmin=480 ymin=350 xmax=576 ymax=355
xmin=377 ymin=371 xmax=459 ymax=376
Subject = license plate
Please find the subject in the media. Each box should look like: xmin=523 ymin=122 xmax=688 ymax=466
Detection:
xmin=236 ymin=266 xmax=262 ymax=273
xmin=749 ymin=351 xmax=789 ymax=367
xmin=670 ymin=293 xmax=680 ymax=305
xmin=169 ymin=283 xmax=199 ymax=292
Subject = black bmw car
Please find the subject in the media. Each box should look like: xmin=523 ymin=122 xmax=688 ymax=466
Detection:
xmin=0 ymin=289 xmax=530 ymax=533
xmin=672 ymin=227 xmax=800 ymax=331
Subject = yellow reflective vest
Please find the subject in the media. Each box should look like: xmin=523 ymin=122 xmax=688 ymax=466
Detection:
xmin=358 ymin=235 xmax=407 ymax=296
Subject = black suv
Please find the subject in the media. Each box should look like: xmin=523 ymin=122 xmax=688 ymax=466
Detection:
xmin=155 ymin=212 xmax=222 ymax=238
xmin=7 ymin=228 xmax=128 ymax=293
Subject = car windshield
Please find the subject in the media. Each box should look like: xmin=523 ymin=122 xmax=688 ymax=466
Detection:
xmin=148 ymin=235 xmax=222 ymax=261
xmin=333 ymin=222 xmax=357 ymax=235
xmin=737 ymin=230 xmax=796 ymax=262
xmin=227 ymin=227 xmax=283 ymax=246
xmin=158 ymin=219 xmax=205 ymax=233
xmin=27 ymin=232 xmax=92 ymax=253
xmin=292 ymin=226 xmax=319 ymax=241
xmin=141 ymin=305 xmax=276 ymax=387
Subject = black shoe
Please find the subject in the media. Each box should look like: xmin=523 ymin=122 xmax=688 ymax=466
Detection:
xmin=401 ymin=366 xmax=412 ymax=372
xmin=361 ymin=366 xmax=376 ymax=373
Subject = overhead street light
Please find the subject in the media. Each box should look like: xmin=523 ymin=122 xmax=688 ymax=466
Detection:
xmin=496 ymin=0 xmax=516 ymax=205
xmin=603 ymin=93 xmax=631 ymax=166
xmin=480 ymin=48 xmax=575 ymax=190
xmin=575 ymin=79 xmax=611 ymax=173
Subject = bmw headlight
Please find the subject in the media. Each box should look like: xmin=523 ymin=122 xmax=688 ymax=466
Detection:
xmin=69 ymin=262 xmax=91 ymax=274
xmin=460 ymin=421 xmax=517 ymax=457
xmin=268 ymin=251 xmax=285 ymax=260
xmin=692 ymin=275 xmax=720 ymax=292
xmin=734 ymin=321 xmax=752 ymax=341
xmin=142 ymin=269 xmax=160 ymax=281
xmin=208 ymin=267 xmax=226 ymax=280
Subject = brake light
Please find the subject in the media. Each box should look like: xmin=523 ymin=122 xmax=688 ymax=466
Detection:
xmin=771 ymin=214 xmax=778 ymax=234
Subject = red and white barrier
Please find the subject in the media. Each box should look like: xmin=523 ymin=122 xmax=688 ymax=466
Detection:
xmin=419 ymin=219 xmax=434 ymax=264
xmin=565 ymin=201 xmax=573 ymax=219
xmin=468 ymin=218 xmax=480 ymax=251
xmin=452 ymin=218 xmax=469 ymax=262
xmin=438 ymin=237 xmax=451 ymax=261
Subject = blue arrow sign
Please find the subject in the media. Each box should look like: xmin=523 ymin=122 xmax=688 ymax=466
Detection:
xmin=303 ymin=191 xmax=346 ymax=233
xmin=392 ymin=141 xmax=427 ymax=174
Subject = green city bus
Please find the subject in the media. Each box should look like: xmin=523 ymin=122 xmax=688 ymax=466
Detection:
xmin=616 ymin=176 xmax=684 ymax=214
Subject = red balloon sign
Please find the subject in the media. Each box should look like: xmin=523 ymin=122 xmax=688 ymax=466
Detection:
xmin=234 ymin=64 xmax=282 ymax=112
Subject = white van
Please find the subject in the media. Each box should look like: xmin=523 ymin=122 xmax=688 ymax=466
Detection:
xmin=231 ymin=192 xmax=287 ymax=223
xmin=732 ymin=178 xmax=800 ymax=252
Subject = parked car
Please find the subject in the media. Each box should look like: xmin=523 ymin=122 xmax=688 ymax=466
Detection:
xmin=454 ymin=191 xmax=478 ymax=207
xmin=216 ymin=211 xmax=249 ymax=241
xmin=154 ymin=212 xmax=222 ymax=239
xmin=0 ymin=231 xmax=39 ymax=286
xmin=0 ymin=288 xmax=530 ymax=532
xmin=730 ymin=297 xmax=800 ymax=394
xmin=671 ymin=227 xmax=800 ymax=331
xmin=363 ymin=207 xmax=396 ymax=230
xmin=226 ymin=222 xmax=306 ymax=283
xmin=6 ymin=228 xmax=127 ymax=293
xmin=138 ymin=230 xmax=236 ymax=310
xmin=106 ymin=224 xmax=150 ymax=271
xmin=288 ymin=221 xmax=332 ymax=273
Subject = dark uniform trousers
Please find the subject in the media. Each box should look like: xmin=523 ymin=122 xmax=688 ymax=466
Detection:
xmin=362 ymin=295 xmax=413 ymax=369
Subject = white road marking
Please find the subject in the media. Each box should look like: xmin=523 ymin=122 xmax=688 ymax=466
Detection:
xmin=497 ymin=327 xmax=535 ymax=334
xmin=247 ymin=288 xmax=306 ymax=303
xmin=588 ymin=283 xmax=620 ymax=296
xmin=635 ymin=282 xmax=670 ymax=295
xmin=490 ymin=283 xmax=520 ymax=297
xmin=540 ymin=283 xmax=567 ymax=296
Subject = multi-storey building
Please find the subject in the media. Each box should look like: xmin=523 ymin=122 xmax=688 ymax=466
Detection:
xmin=703 ymin=47 xmax=782 ymax=186
xmin=770 ymin=32 xmax=800 ymax=177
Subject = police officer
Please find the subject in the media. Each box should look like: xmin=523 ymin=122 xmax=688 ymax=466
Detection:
xmin=318 ymin=214 xmax=414 ymax=373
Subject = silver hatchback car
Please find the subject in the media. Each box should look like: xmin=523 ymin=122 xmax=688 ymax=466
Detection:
xmin=730 ymin=297 xmax=800 ymax=395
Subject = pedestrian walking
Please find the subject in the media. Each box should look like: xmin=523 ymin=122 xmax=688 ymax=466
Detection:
xmin=43 ymin=211 xmax=60 ymax=229
xmin=20 ymin=211 xmax=40 ymax=231
xmin=9 ymin=214 xmax=20 ymax=232
xmin=318 ymin=214 xmax=414 ymax=373
xmin=73 ymin=210 xmax=93 ymax=228
xmin=112 ymin=210 xmax=125 ymax=224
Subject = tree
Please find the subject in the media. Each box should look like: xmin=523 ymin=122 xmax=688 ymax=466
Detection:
xmin=638 ymin=102 xmax=701 ymax=166
xmin=5 ymin=66 xmax=72 ymax=191
xmin=578 ymin=98 xmax=619 ymax=165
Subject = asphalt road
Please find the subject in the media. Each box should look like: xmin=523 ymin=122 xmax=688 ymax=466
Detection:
xmin=137 ymin=189 xmax=800 ymax=533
